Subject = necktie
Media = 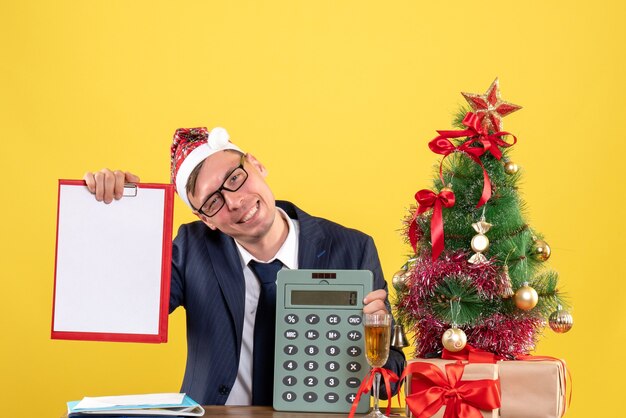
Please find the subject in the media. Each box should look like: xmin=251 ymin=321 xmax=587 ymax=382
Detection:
xmin=248 ymin=259 xmax=283 ymax=406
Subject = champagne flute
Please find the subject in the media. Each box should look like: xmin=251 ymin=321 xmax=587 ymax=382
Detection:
xmin=363 ymin=313 xmax=392 ymax=418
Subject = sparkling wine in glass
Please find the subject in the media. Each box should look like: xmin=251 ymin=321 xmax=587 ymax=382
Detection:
xmin=363 ymin=313 xmax=392 ymax=418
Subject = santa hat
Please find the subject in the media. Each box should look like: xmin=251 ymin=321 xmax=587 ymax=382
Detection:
xmin=170 ymin=126 xmax=243 ymax=209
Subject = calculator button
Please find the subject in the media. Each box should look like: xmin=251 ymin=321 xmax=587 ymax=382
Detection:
xmin=303 ymin=392 xmax=318 ymax=403
xmin=347 ymin=362 xmax=361 ymax=372
xmin=325 ymin=361 xmax=340 ymax=372
xmin=304 ymin=345 xmax=319 ymax=355
xmin=305 ymin=330 xmax=320 ymax=340
xmin=325 ymin=392 xmax=339 ymax=403
xmin=348 ymin=314 xmax=362 ymax=325
xmin=304 ymin=376 xmax=318 ymax=387
xmin=326 ymin=345 xmax=340 ymax=356
xmin=346 ymin=377 xmax=361 ymax=388
xmin=304 ymin=361 xmax=319 ymax=371
xmin=283 ymin=391 xmax=297 ymax=402
xmin=283 ymin=360 xmax=298 ymax=371
xmin=283 ymin=376 xmax=297 ymax=386
xmin=346 ymin=393 xmax=357 ymax=403
xmin=325 ymin=376 xmax=340 ymax=387
xmin=284 ymin=329 xmax=298 ymax=340
xmin=326 ymin=330 xmax=341 ymax=340
xmin=284 ymin=314 xmax=299 ymax=324
xmin=306 ymin=314 xmax=320 ymax=324
xmin=283 ymin=345 xmax=298 ymax=355
xmin=347 ymin=346 xmax=361 ymax=357
xmin=326 ymin=314 xmax=341 ymax=325
xmin=347 ymin=330 xmax=362 ymax=341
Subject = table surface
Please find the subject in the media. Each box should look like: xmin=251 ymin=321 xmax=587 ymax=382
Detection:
xmin=199 ymin=406 xmax=406 ymax=417
xmin=63 ymin=406 xmax=407 ymax=418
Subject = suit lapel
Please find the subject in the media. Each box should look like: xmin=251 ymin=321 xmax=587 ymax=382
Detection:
xmin=277 ymin=201 xmax=331 ymax=269
xmin=205 ymin=232 xmax=245 ymax=352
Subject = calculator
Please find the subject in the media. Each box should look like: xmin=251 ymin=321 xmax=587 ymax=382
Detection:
xmin=273 ymin=269 xmax=372 ymax=414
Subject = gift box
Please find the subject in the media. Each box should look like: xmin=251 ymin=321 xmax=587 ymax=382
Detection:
xmin=404 ymin=358 xmax=500 ymax=418
xmin=404 ymin=357 xmax=568 ymax=418
xmin=498 ymin=359 xmax=567 ymax=418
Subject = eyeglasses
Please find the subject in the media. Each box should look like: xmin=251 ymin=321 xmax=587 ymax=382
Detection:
xmin=193 ymin=154 xmax=249 ymax=217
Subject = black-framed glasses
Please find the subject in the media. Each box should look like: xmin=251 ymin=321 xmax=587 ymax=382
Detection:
xmin=194 ymin=154 xmax=248 ymax=217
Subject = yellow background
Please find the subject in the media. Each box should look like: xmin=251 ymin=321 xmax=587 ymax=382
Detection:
xmin=1 ymin=1 xmax=624 ymax=416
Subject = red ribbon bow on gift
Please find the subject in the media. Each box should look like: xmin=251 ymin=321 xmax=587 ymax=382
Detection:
xmin=401 ymin=361 xmax=501 ymax=418
xmin=442 ymin=344 xmax=502 ymax=364
xmin=348 ymin=367 xmax=400 ymax=418
xmin=413 ymin=188 xmax=456 ymax=260
xmin=428 ymin=112 xmax=517 ymax=208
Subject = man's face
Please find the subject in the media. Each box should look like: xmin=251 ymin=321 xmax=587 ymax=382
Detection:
xmin=188 ymin=151 xmax=277 ymax=245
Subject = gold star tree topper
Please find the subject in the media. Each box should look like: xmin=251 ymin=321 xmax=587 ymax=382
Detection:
xmin=461 ymin=78 xmax=522 ymax=132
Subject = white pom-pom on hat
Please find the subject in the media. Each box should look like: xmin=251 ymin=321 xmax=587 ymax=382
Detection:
xmin=208 ymin=127 xmax=230 ymax=149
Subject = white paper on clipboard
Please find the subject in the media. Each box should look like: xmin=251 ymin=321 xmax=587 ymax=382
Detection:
xmin=52 ymin=180 xmax=174 ymax=343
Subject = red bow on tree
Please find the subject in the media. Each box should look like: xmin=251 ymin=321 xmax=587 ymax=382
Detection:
xmin=414 ymin=188 xmax=455 ymax=260
xmin=428 ymin=112 xmax=517 ymax=208
xmin=401 ymin=361 xmax=501 ymax=418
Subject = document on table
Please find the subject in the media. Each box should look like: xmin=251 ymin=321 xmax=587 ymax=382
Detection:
xmin=67 ymin=393 xmax=205 ymax=416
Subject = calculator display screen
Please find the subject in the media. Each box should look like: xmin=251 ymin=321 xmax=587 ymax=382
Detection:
xmin=290 ymin=290 xmax=358 ymax=306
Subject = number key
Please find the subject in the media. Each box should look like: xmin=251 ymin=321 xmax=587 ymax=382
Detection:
xmin=283 ymin=376 xmax=297 ymax=386
xmin=326 ymin=345 xmax=340 ymax=356
xmin=325 ymin=361 xmax=340 ymax=372
xmin=283 ymin=392 xmax=296 ymax=402
xmin=283 ymin=345 xmax=298 ymax=355
xmin=283 ymin=360 xmax=298 ymax=371
xmin=305 ymin=345 xmax=319 ymax=355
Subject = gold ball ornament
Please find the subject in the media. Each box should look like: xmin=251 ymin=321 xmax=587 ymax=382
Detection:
xmin=532 ymin=240 xmax=551 ymax=261
xmin=504 ymin=160 xmax=519 ymax=175
xmin=441 ymin=327 xmax=467 ymax=352
xmin=392 ymin=269 xmax=409 ymax=291
xmin=514 ymin=282 xmax=539 ymax=311
xmin=549 ymin=306 xmax=574 ymax=333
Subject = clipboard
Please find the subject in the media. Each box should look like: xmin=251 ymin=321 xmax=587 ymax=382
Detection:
xmin=52 ymin=180 xmax=175 ymax=343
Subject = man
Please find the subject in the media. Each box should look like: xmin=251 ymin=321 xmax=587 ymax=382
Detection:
xmin=84 ymin=126 xmax=404 ymax=406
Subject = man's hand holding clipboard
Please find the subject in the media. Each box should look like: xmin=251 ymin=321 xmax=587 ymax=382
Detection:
xmin=83 ymin=169 xmax=141 ymax=203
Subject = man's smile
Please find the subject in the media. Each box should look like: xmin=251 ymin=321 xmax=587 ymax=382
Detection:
xmin=239 ymin=201 xmax=260 ymax=223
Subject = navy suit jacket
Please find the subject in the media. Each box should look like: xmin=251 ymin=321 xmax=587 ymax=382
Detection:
xmin=169 ymin=200 xmax=404 ymax=405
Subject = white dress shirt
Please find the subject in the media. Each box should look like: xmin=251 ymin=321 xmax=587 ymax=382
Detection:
xmin=225 ymin=208 xmax=300 ymax=405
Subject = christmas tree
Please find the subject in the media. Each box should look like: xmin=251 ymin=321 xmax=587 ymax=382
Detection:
xmin=393 ymin=79 xmax=573 ymax=359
